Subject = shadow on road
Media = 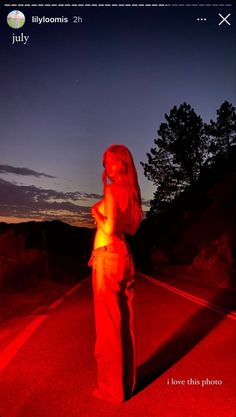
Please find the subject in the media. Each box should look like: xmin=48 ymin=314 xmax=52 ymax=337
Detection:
xmin=133 ymin=278 xmax=235 ymax=396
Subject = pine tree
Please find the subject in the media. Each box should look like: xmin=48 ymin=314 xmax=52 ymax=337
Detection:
xmin=207 ymin=101 xmax=236 ymax=159
xmin=141 ymin=103 xmax=209 ymax=214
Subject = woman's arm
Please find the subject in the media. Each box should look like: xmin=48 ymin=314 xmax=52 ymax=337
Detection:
xmin=91 ymin=184 xmax=116 ymax=236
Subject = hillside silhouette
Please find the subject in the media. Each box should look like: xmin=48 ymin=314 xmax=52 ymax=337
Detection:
xmin=0 ymin=220 xmax=94 ymax=291
xmin=130 ymin=148 xmax=236 ymax=290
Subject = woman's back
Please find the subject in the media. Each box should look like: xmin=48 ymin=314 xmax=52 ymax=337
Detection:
xmin=94 ymin=184 xmax=132 ymax=249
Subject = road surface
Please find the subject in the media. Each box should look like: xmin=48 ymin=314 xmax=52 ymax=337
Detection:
xmin=0 ymin=273 xmax=235 ymax=417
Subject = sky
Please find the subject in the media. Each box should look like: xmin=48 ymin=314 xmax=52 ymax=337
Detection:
xmin=0 ymin=2 xmax=235 ymax=227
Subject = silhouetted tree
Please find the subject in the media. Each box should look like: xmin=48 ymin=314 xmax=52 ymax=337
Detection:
xmin=206 ymin=101 xmax=236 ymax=160
xmin=141 ymin=103 xmax=209 ymax=214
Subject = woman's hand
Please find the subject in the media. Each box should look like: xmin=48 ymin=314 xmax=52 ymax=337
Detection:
xmin=91 ymin=202 xmax=100 ymax=218
xmin=91 ymin=202 xmax=101 ymax=225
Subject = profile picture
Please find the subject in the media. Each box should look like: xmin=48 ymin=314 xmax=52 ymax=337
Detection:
xmin=7 ymin=10 xmax=25 ymax=29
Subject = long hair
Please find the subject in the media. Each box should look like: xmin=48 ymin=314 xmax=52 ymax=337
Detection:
xmin=102 ymin=144 xmax=143 ymax=235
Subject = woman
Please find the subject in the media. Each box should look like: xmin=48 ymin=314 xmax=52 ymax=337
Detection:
xmin=89 ymin=144 xmax=142 ymax=403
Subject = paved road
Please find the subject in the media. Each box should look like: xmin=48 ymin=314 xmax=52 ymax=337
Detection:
xmin=0 ymin=274 xmax=235 ymax=417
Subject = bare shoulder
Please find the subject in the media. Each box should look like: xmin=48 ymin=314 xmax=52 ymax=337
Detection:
xmin=103 ymin=184 xmax=118 ymax=207
xmin=104 ymin=184 xmax=129 ymax=212
xmin=109 ymin=184 xmax=129 ymax=212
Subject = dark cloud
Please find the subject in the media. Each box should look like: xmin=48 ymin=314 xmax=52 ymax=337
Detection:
xmin=0 ymin=178 xmax=101 ymax=204
xmin=141 ymin=198 xmax=151 ymax=207
xmin=0 ymin=178 xmax=99 ymax=226
xmin=0 ymin=165 xmax=56 ymax=178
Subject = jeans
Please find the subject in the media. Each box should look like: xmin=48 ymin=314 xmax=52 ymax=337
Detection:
xmin=91 ymin=241 xmax=136 ymax=402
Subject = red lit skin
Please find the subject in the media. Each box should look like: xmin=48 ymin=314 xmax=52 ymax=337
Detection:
xmin=91 ymin=149 xmax=136 ymax=402
xmin=91 ymin=152 xmax=129 ymax=249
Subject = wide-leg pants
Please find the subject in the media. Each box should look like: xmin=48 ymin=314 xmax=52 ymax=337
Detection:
xmin=91 ymin=241 xmax=136 ymax=403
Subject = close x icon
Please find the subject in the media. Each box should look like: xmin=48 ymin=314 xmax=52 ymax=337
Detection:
xmin=218 ymin=13 xmax=231 ymax=26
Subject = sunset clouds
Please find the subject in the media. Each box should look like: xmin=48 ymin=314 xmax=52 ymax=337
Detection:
xmin=0 ymin=166 xmax=101 ymax=227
